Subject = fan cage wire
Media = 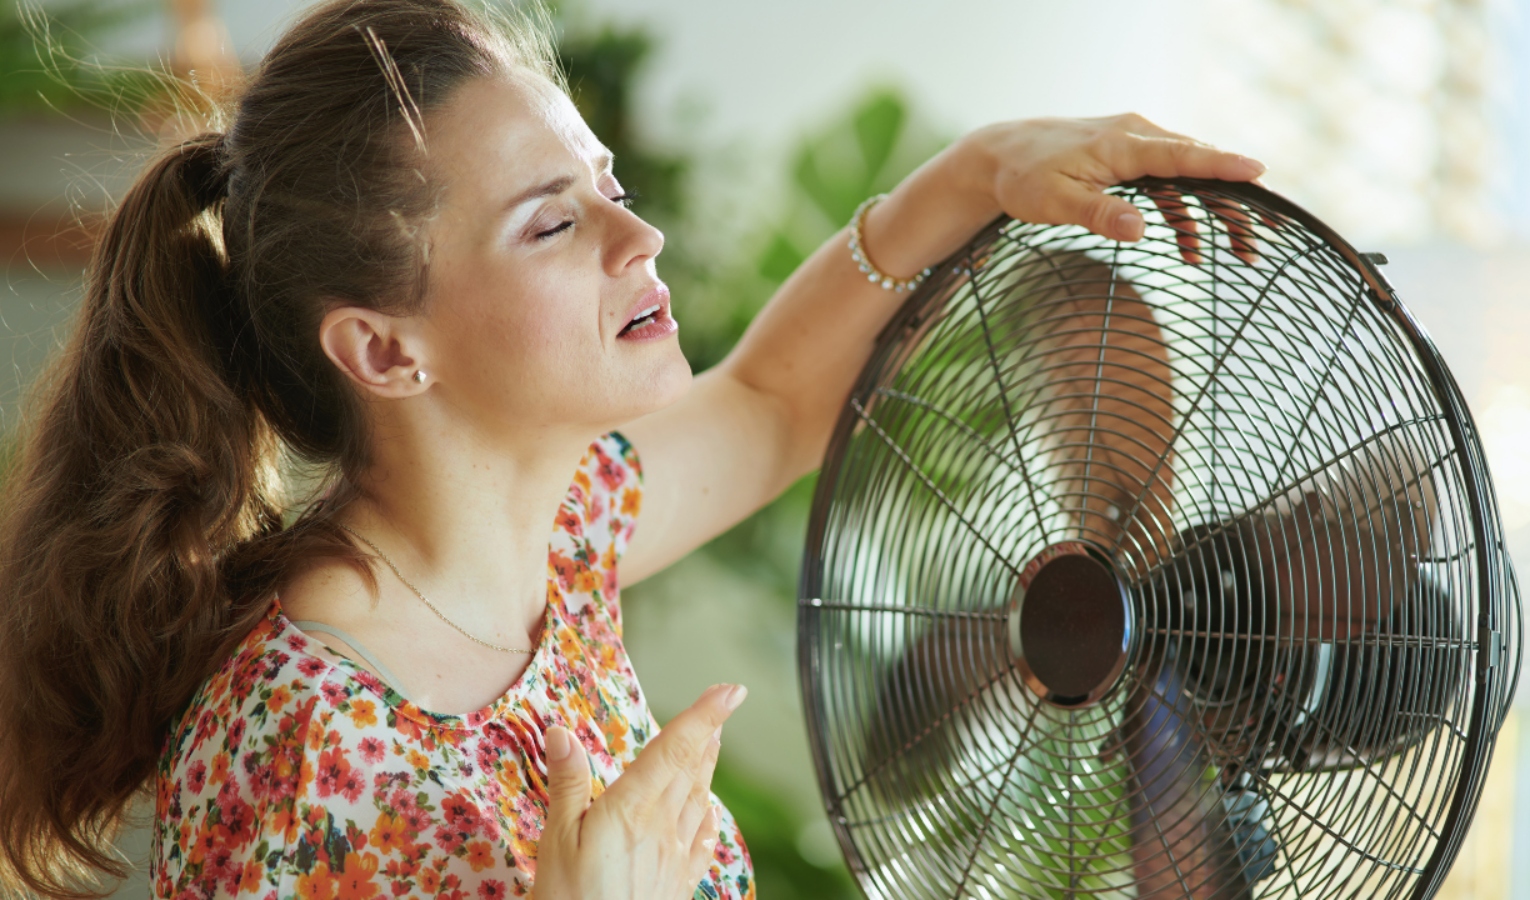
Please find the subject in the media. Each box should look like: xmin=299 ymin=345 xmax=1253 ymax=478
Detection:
xmin=798 ymin=177 xmax=1521 ymax=900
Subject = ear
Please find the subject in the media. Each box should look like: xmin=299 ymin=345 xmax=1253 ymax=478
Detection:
xmin=318 ymin=305 xmax=431 ymax=399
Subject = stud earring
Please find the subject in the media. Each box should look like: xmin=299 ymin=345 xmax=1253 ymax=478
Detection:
xmin=412 ymin=370 xmax=426 ymax=384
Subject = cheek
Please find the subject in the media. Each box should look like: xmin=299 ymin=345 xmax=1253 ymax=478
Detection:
xmin=443 ymin=280 xmax=604 ymax=399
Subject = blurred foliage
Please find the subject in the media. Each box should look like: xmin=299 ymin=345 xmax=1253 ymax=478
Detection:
xmin=710 ymin=762 xmax=858 ymax=899
xmin=559 ymin=14 xmax=947 ymax=900
xmin=0 ymin=0 xmax=164 ymax=118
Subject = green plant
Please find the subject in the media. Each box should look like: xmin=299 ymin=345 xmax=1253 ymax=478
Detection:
xmin=0 ymin=0 xmax=163 ymax=118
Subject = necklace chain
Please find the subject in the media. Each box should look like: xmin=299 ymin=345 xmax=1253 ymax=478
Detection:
xmin=339 ymin=525 xmax=534 ymax=655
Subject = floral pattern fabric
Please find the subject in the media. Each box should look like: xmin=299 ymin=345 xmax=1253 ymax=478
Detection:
xmin=151 ymin=432 xmax=754 ymax=899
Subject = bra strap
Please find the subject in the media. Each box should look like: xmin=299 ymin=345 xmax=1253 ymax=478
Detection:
xmin=288 ymin=619 xmax=416 ymax=704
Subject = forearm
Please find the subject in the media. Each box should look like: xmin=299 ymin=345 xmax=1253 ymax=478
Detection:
xmin=716 ymin=135 xmax=1001 ymax=481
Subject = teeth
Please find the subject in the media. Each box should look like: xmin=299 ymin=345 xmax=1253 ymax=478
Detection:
xmin=620 ymin=305 xmax=661 ymax=335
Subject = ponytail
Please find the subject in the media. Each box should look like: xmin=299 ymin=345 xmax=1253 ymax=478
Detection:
xmin=0 ymin=134 xmax=281 ymax=898
xmin=0 ymin=1 xmax=564 ymax=894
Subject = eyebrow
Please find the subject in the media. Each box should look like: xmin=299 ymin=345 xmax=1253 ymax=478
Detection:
xmin=502 ymin=152 xmax=617 ymax=212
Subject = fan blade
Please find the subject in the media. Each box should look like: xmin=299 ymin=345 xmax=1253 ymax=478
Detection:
xmin=861 ymin=253 xmax=1178 ymax=813
xmin=1122 ymin=664 xmax=1254 ymax=898
xmin=1253 ymin=431 xmax=1439 ymax=642
xmin=1031 ymin=252 xmax=1176 ymax=569
xmin=861 ymin=612 xmax=1014 ymax=788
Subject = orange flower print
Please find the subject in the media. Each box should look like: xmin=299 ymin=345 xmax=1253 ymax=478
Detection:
xmin=153 ymin=434 xmax=756 ymax=900
xmin=240 ymin=859 xmax=265 ymax=894
xmin=295 ymin=861 xmax=338 ymax=900
xmin=268 ymin=684 xmax=293 ymax=714
xmin=369 ymin=812 xmax=409 ymax=856
xmin=335 ymin=851 xmax=380 ymax=900
xmin=601 ymin=715 xmax=628 ymax=756
xmin=348 ymin=698 xmax=377 ymax=728
xmin=466 ymin=839 xmax=495 ymax=872
xmin=548 ymin=551 xmax=577 ymax=592
xmin=418 ymin=866 xmax=441 ymax=893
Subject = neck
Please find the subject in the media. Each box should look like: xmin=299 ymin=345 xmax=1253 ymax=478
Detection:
xmin=339 ymin=408 xmax=598 ymax=640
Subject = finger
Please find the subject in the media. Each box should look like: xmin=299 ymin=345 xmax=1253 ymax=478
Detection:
xmin=1147 ymin=188 xmax=1201 ymax=265
xmin=1204 ymin=196 xmax=1260 ymax=264
xmin=542 ymin=725 xmax=593 ymax=847
xmin=1036 ymin=174 xmax=1146 ymax=242
xmin=686 ymin=805 xmax=722 ymax=890
xmin=1108 ymin=135 xmax=1265 ymax=184
xmin=676 ymin=727 xmax=723 ymax=840
xmin=618 ymin=684 xmax=746 ymax=809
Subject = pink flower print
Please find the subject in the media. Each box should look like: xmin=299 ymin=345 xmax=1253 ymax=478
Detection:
xmin=594 ymin=450 xmax=623 ymax=491
xmin=320 ymin=682 xmax=346 ymax=706
xmin=433 ymin=825 xmax=466 ymax=854
xmin=478 ymin=880 xmax=507 ymax=900
xmin=226 ymin=717 xmax=247 ymax=749
xmin=298 ymin=657 xmax=327 ymax=678
xmin=475 ymin=742 xmax=499 ymax=775
xmin=186 ymin=760 xmax=207 ymax=795
xmin=401 ymin=805 xmax=432 ymax=836
xmin=715 ymin=840 xmax=737 ymax=866
xmin=339 ymin=766 xmax=366 ymax=803
xmin=358 ymin=736 xmax=386 ymax=765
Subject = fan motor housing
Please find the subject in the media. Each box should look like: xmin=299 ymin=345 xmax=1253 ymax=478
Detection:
xmin=1008 ymin=542 xmax=1133 ymax=707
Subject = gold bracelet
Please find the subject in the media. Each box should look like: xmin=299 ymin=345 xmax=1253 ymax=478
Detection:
xmin=847 ymin=193 xmax=932 ymax=294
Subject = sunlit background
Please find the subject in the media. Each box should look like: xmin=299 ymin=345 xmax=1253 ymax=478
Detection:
xmin=3 ymin=0 xmax=1530 ymax=897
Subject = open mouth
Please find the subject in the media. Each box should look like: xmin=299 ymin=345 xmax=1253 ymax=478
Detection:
xmin=619 ymin=304 xmax=663 ymax=336
xmin=617 ymin=288 xmax=678 ymax=341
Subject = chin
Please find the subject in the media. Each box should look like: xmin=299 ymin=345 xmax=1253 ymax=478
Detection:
xmin=612 ymin=350 xmax=693 ymax=425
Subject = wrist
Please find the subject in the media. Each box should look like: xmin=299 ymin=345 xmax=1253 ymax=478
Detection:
xmin=860 ymin=133 xmax=1006 ymax=279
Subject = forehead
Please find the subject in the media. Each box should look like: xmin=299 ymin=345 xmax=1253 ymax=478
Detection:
xmin=429 ymin=73 xmax=605 ymax=196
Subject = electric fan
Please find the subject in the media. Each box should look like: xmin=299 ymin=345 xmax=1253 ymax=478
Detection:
xmin=798 ymin=177 xmax=1521 ymax=899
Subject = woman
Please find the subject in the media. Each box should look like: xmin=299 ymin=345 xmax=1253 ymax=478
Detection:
xmin=0 ymin=0 xmax=1264 ymax=897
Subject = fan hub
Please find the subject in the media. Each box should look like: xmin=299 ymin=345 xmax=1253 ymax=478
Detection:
xmin=1009 ymin=543 xmax=1132 ymax=707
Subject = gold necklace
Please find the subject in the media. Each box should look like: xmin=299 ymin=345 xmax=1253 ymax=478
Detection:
xmin=339 ymin=524 xmax=534 ymax=655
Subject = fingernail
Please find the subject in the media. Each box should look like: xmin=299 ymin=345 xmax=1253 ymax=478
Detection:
xmin=724 ymin=684 xmax=748 ymax=710
xmin=1115 ymin=212 xmax=1144 ymax=241
xmin=1238 ymin=155 xmax=1267 ymax=175
xmin=546 ymin=726 xmax=571 ymax=761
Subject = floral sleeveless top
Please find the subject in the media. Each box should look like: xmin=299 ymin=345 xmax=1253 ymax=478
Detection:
xmin=151 ymin=432 xmax=754 ymax=900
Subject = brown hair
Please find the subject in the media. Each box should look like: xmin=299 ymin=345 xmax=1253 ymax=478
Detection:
xmin=0 ymin=2 xmax=559 ymax=895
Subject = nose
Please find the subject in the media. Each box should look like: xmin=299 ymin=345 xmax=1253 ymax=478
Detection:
xmin=604 ymin=202 xmax=664 ymax=276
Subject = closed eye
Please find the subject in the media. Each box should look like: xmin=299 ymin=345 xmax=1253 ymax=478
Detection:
xmin=535 ymin=220 xmax=574 ymax=240
xmin=611 ymin=191 xmax=638 ymax=209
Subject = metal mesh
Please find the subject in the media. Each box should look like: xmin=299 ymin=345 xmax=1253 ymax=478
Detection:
xmin=799 ymin=178 xmax=1520 ymax=900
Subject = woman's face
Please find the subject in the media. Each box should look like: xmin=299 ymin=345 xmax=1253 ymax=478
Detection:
xmin=414 ymin=73 xmax=689 ymax=444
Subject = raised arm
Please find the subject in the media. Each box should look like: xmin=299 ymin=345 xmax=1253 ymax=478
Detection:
xmin=619 ymin=114 xmax=1265 ymax=585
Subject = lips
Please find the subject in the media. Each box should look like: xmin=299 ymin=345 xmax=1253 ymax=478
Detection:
xmin=617 ymin=285 xmax=678 ymax=342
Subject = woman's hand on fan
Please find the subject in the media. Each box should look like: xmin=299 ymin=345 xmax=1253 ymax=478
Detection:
xmin=963 ymin=113 xmax=1265 ymax=263
xmin=535 ymin=683 xmax=746 ymax=900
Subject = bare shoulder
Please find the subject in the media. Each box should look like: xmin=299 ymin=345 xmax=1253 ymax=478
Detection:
xmin=277 ymin=558 xmax=382 ymax=632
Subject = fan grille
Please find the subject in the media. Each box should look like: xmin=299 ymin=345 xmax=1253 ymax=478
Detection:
xmin=799 ymin=178 xmax=1520 ymax=900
